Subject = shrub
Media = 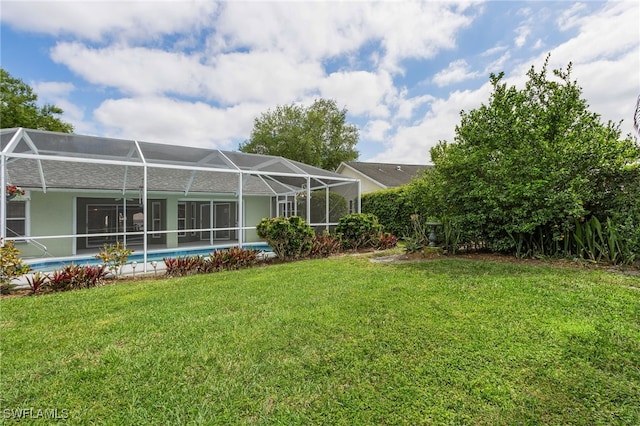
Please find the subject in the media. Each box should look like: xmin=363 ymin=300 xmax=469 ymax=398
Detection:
xmin=164 ymin=248 xmax=260 ymax=277
xmin=95 ymin=242 xmax=133 ymax=277
xmin=336 ymin=213 xmax=383 ymax=250
xmin=26 ymin=272 xmax=49 ymax=294
xmin=362 ymin=187 xmax=415 ymax=236
xmin=256 ymin=216 xmax=314 ymax=260
xmin=47 ymin=264 xmax=108 ymax=292
xmin=310 ymin=231 xmax=342 ymax=258
xmin=164 ymin=256 xmax=203 ymax=277
xmin=211 ymin=247 xmax=258 ymax=270
xmin=0 ymin=239 xmax=31 ymax=294
xmin=375 ymin=233 xmax=398 ymax=250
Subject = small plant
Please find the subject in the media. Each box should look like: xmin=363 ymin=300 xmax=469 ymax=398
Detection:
xmin=26 ymin=272 xmax=49 ymax=294
xmin=46 ymin=264 xmax=109 ymax=292
xmin=310 ymin=231 xmax=343 ymax=258
xmin=95 ymin=242 xmax=133 ymax=277
xmin=336 ymin=213 xmax=383 ymax=250
xmin=375 ymin=232 xmax=398 ymax=250
xmin=5 ymin=184 xmax=25 ymax=200
xmin=163 ymin=256 xmax=202 ymax=277
xmin=1 ymin=239 xmax=31 ymax=294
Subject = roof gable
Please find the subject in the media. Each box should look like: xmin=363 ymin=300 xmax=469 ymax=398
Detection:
xmin=338 ymin=161 xmax=430 ymax=188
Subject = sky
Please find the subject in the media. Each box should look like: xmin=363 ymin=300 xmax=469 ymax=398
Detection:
xmin=1 ymin=1 xmax=638 ymax=166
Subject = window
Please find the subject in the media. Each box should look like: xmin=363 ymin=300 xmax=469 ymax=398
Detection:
xmin=6 ymin=200 xmax=27 ymax=237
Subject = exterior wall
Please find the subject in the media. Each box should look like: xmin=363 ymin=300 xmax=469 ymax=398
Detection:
xmin=21 ymin=191 xmax=74 ymax=257
xmin=336 ymin=167 xmax=384 ymax=194
xmin=243 ymin=196 xmax=270 ymax=243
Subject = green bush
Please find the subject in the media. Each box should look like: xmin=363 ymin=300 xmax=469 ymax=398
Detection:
xmin=256 ymin=216 xmax=314 ymax=260
xmin=361 ymin=187 xmax=414 ymax=236
xmin=1 ymin=239 xmax=31 ymax=294
xmin=420 ymin=56 xmax=640 ymax=261
xmin=336 ymin=213 xmax=383 ymax=250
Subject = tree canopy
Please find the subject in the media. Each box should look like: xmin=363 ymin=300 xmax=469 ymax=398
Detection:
xmin=0 ymin=68 xmax=73 ymax=133
xmin=239 ymin=98 xmax=358 ymax=170
xmin=412 ymin=55 xmax=640 ymax=257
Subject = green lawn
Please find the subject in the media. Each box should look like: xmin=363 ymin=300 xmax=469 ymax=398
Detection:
xmin=1 ymin=256 xmax=639 ymax=425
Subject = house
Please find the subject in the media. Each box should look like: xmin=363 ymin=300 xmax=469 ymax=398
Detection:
xmin=336 ymin=161 xmax=430 ymax=194
xmin=1 ymin=128 xmax=359 ymax=270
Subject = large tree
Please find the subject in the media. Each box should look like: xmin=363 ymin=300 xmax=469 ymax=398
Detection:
xmin=0 ymin=68 xmax=73 ymax=132
xmin=414 ymin=55 xmax=639 ymax=256
xmin=239 ymin=98 xmax=358 ymax=170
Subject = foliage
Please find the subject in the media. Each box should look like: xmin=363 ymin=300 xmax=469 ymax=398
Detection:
xmin=0 ymin=68 xmax=73 ymax=132
xmin=256 ymin=216 xmax=315 ymax=260
xmin=2 ymin=257 xmax=639 ymax=424
xmin=94 ymin=242 xmax=133 ymax=277
xmin=239 ymin=98 xmax=358 ymax=170
xmin=422 ymin=55 xmax=640 ymax=260
xmin=46 ymin=264 xmax=108 ymax=292
xmin=26 ymin=272 xmax=48 ymax=295
xmin=0 ymin=239 xmax=31 ymax=294
xmin=403 ymin=214 xmax=429 ymax=253
xmin=375 ymin=232 xmax=398 ymax=250
xmin=309 ymin=231 xmax=343 ymax=258
xmin=164 ymin=247 xmax=260 ymax=277
xmin=336 ymin=213 xmax=383 ymax=250
xmin=361 ymin=186 xmax=415 ymax=237
xmin=163 ymin=256 xmax=203 ymax=277
xmin=5 ymin=184 xmax=25 ymax=199
xmin=572 ymin=216 xmax=636 ymax=265
xmin=211 ymin=247 xmax=258 ymax=271
xmin=298 ymin=190 xmax=348 ymax=224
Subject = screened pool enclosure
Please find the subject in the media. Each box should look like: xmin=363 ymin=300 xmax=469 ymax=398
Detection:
xmin=1 ymin=128 xmax=360 ymax=271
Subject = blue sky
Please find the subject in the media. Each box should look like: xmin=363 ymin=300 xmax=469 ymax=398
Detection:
xmin=1 ymin=1 xmax=638 ymax=165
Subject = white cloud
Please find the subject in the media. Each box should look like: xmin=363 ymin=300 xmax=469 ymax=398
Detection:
xmin=433 ymin=59 xmax=480 ymax=87
xmin=50 ymin=42 xmax=325 ymax=105
xmin=0 ymin=1 xmax=217 ymax=42
xmin=556 ymin=3 xmax=588 ymax=31
xmin=50 ymin=42 xmax=207 ymax=96
xmin=395 ymin=94 xmax=436 ymax=121
xmin=208 ymin=1 xmax=478 ymax=74
xmin=93 ymin=97 xmax=265 ymax=149
xmin=362 ymin=120 xmax=392 ymax=142
xmin=318 ymin=71 xmax=395 ymax=117
xmin=514 ymin=25 xmax=531 ymax=48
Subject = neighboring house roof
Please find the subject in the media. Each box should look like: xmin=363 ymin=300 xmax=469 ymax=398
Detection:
xmin=336 ymin=161 xmax=430 ymax=191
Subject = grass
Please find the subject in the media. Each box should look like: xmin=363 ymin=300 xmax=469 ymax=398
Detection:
xmin=1 ymin=255 xmax=639 ymax=425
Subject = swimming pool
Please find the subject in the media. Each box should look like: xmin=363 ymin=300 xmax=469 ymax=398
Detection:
xmin=25 ymin=243 xmax=272 ymax=273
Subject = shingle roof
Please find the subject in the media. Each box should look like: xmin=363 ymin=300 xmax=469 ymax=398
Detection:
xmin=340 ymin=161 xmax=430 ymax=188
